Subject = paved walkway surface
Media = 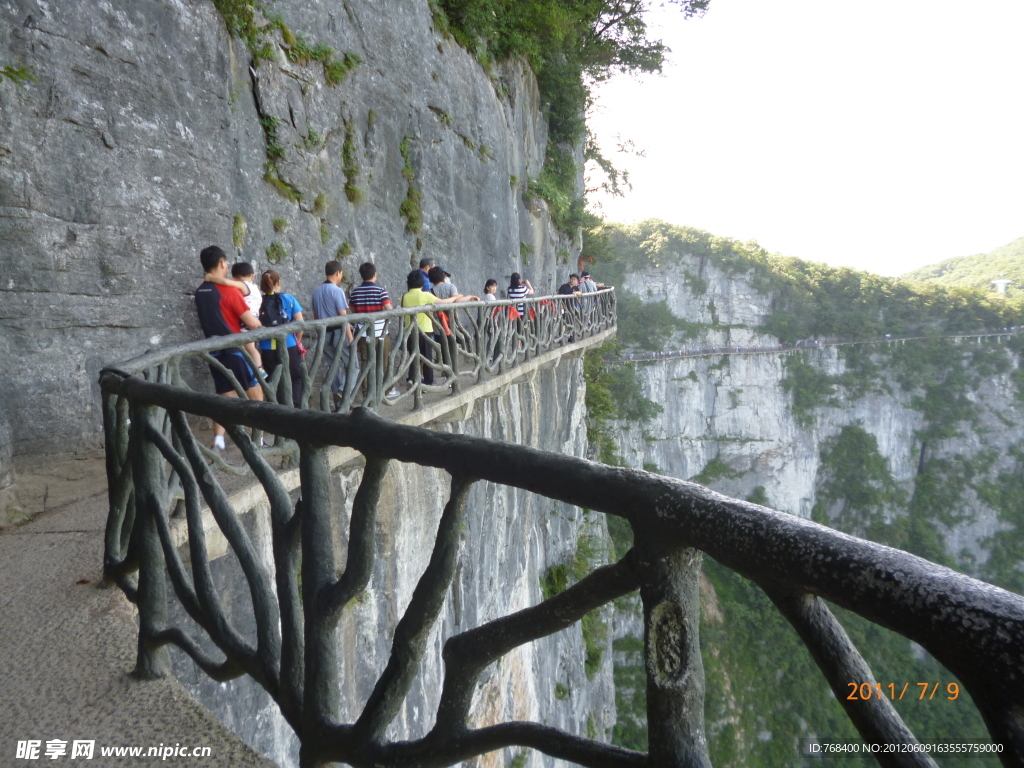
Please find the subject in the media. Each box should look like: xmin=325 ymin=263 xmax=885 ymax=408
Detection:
xmin=0 ymin=455 xmax=277 ymax=767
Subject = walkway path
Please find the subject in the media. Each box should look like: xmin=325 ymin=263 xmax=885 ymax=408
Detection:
xmin=0 ymin=456 xmax=278 ymax=766
xmin=625 ymin=329 xmax=1021 ymax=363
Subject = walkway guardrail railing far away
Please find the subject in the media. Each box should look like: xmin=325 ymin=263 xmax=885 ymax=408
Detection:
xmin=99 ymin=290 xmax=1024 ymax=768
xmin=626 ymin=329 xmax=1022 ymax=362
xmin=108 ymin=289 xmax=614 ymax=473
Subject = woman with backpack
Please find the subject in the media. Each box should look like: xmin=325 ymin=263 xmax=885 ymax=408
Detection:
xmin=258 ymin=270 xmax=305 ymax=408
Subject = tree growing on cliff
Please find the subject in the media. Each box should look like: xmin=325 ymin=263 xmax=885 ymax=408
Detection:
xmin=434 ymin=1 xmax=710 ymax=231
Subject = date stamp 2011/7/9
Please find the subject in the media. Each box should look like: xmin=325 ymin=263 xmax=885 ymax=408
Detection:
xmin=846 ymin=682 xmax=960 ymax=701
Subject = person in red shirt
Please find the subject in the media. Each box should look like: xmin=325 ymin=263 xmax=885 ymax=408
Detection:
xmin=194 ymin=246 xmax=264 ymax=452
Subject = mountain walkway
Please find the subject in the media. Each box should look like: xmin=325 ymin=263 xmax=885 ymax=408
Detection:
xmin=626 ymin=329 xmax=1021 ymax=363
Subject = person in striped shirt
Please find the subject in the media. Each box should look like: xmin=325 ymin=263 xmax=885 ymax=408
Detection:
xmin=507 ymin=272 xmax=534 ymax=314
xmin=349 ymin=262 xmax=396 ymax=397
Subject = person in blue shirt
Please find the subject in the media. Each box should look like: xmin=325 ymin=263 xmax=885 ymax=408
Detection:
xmin=258 ymin=269 xmax=305 ymax=407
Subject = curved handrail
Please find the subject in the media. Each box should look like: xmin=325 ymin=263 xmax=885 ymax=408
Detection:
xmin=98 ymin=361 xmax=1024 ymax=768
xmin=625 ymin=329 xmax=1021 ymax=362
xmin=112 ymin=289 xmax=615 ymax=417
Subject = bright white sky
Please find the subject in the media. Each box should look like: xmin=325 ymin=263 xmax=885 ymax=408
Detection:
xmin=587 ymin=0 xmax=1024 ymax=276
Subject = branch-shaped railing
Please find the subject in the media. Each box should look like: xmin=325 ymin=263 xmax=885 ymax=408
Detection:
xmin=98 ymin=356 xmax=1024 ymax=767
xmin=114 ymin=290 xmax=615 ymax=410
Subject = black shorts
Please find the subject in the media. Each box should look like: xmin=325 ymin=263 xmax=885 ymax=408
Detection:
xmin=209 ymin=350 xmax=257 ymax=394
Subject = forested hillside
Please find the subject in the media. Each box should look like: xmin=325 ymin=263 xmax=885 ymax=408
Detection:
xmin=901 ymin=236 xmax=1024 ymax=298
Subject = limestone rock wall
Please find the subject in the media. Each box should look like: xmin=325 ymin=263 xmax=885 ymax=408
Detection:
xmin=0 ymin=0 xmax=573 ymax=458
xmin=171 ymin=359 xmax=617 ymax=767
xmin=615 ymin=256 xmax=1024 ymax=573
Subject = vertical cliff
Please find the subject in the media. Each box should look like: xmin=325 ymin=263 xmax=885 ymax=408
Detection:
xmin=602 ymin=233 xmax=1024 ymax=763
xmin=169 ymin=359 xmax=619 ymax=767
xmin=0 ymin=0 xmax=574 ymax=459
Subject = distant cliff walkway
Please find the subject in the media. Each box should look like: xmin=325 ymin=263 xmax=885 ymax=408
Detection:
xmin=92 ymin=286 xmax=1024 ymax=768
xmin=626 ymin=329 xmax=1021 ymax=362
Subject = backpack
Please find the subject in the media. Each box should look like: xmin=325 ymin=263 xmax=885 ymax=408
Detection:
xmin=259 ymin=292 xmax=288 ymax=328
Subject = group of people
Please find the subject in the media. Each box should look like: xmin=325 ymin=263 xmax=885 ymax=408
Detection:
xmin=194 ymin=245 xmax=607 ymax=452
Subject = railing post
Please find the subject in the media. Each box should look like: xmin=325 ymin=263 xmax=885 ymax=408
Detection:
xmin=129 ymin=402 xmax=172 ymax=679
xmin=637 ymin=543 xmax=711 ymax=768
xmin=299 ymin=443 xmax=340 ymax=766
xmin=412 ymin=324 xmax=423 ymax=411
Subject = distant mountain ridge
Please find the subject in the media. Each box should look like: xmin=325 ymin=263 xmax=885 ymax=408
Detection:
xmin=901 ymin=236 xmax=1024 ymax=297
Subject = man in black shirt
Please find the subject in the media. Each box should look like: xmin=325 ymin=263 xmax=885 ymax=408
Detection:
xmin=195 ymin=245 xmax=264 ymax=452
xmin=557 ymin=274 xmax=582 ymax=342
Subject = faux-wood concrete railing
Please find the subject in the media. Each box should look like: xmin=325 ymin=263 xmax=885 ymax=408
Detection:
xmin=98 ymin=360 xmax=1023 ymax=767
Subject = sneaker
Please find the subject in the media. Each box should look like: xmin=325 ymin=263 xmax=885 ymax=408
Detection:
xmin=386 ymin=387 xmax=400 ymax=397
xmin=211 ymin=443 xmax=225 ymax=456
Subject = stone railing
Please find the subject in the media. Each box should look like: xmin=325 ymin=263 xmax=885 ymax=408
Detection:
xmin=626 ymin=329 xmax=1022 ymax=362
xmin=113 ymin=290 xmax=616 ymax=413
xmin=105 ymin=289 xmax=614 ymax=475
xmin=98 ymin=291 xmax=1024 ymax=768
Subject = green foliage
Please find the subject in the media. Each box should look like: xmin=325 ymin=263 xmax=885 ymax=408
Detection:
xmin=232 ymin=214 xmax=247 ymax=249
xmin=507 ymin=751 xmax=528 ymax=768
xmin=902 ymin=236 xmax=1024 ymax=298
xmin=611 ymin=634 xmax=647 ymax=751
xmin=342 ymin=118 xmax=364 ymax=203
xmin=428 ymin=106 xmax=453 ymax=127
xmin=312 ymin=194 xmax=329 ymax=214
xmin=336 ymin=241 xmax=352 ymax=258
xmin=539 ymin=563 xmax=569 ymax=600
xmin=587 ymin=220 xmax=1024 ymax=342
xmin=263 ymin=165 xmax=302 ymax=202
xmin=539 ymin=532 xmax=610 ymax=680
xmin=700 ymin=558 xmax=995 ymax=767
xmin=889 ymin=339 xmax=982 ymax=441
xmin=978 ymin=446 xmax=1024 ymax=592
xmin=281 ymin=30 xmax=361 ymax=85
xmin=320 ymin=218 xmax=330 ymax=245
xmin=582 ymin=611 xmax=608 ymax=679
xmin=1 ymin=65 xmax=36 ymax=86
xmin=260 ymin=114 xmax=302 ymax=202
xmin=745 ymin=485 xmax=768 ymax=506
xmin=433 ymin=1 xmax=707 ymax=235
xmin=398 ymin=136 xmax=423 ymax=234
xmin=554 ymin=682 xmax=569 ymax=701
xmin=265 ymin=241 xmax=288 ymax=264
xmin=272 ymin=218 xmax=289 ymax=233
xmin=324 ymin=52 xmax=362 ymax=86
xmin=780 ymin=353 xmax=836 ymax=427
xmin=212 ymin=0 xmax=272 ymax=58
xmin=260 ymin=116 xmax=286 ymax=161
xmin=616 ymin=292 xmax=699 ymax=350
xmin=303 ymin=127 xmax=323 ymax=151
xmin=812 ymin=425 xmax=905 ymax=536
xmin=525 ymin=144 xmax=586 ymax=232
xmin=584 ymin=341 xmax=663 ymax=464
xmin=586 ymin=712 xmax=598 ymax=740
xmin=520 ymin=241 xmax=533 ymax=265
xmin=690 ymin=454 xmax=745 ymax=486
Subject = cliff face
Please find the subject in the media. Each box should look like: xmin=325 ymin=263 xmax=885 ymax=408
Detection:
xmin=609 ymin=253 xmax=1024 ymax=761
xmin=0 ymin=0 xmax=572 ymax=459
xmin=618 ymin=258 xmax=1023 ymax=566
xmin=172 ymin=359 xmax=615 ymax=768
